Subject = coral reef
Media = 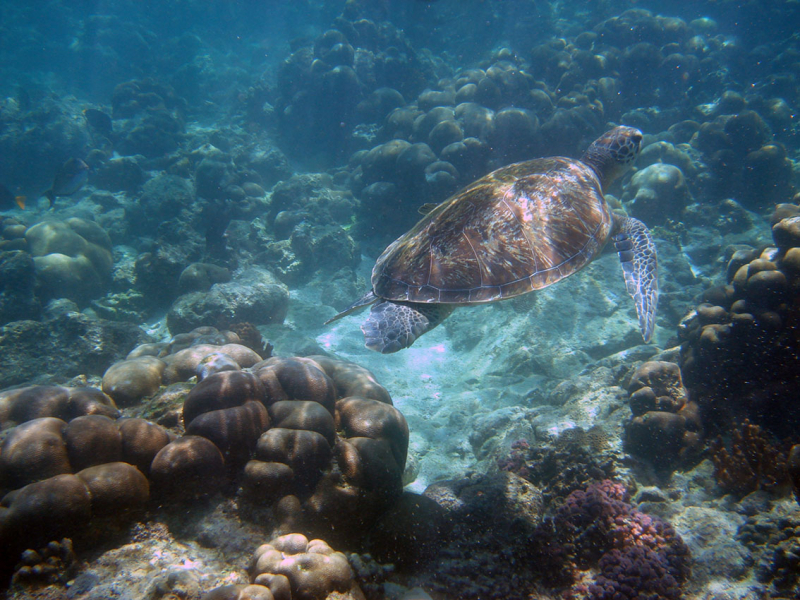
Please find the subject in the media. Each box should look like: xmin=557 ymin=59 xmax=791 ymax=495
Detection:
xmin=249 ymin=534 xmax=359 ymax=600
xmin=738 ymin=503 xmax=800 ymax=597
xmin=416 ymin=471 xmax=544 ymax=599
xmin=25 ymin=218 xmax=113 ymax=304
xmin=3 ymin=1 xmax=800 ymax=597
xmin=679 ymin=208 xmax=800 ymax=439
xmin=498 ymin=427 xmax=618 ymax=506
xmin=791 ymin=445 xmax=800 ymax=506
xmin=0 ymin=385 xmax=119 ymax=429
xmin=0 ymin=342 xmax=407 ymax=587
xmin=709 ymin=420 xmax=793 ymax=496
xmin=546 ymin=480 xmax=690 ymax=598
xmin=0 ymin=311 xmax=151 ymax=389
xmin=624 ymin=361 xmax=703 ymax=471
xmin=10 ymin=538 xmax=79 ymax=588
xmin=242 ymin=356 xmax=409 ymax=545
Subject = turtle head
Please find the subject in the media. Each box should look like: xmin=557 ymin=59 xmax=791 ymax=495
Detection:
xmin=581 ymin=126 xmax=643 ymax=190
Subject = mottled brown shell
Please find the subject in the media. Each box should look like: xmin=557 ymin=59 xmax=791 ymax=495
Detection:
xmin=372 ymin=157 xmax=612 ymax=303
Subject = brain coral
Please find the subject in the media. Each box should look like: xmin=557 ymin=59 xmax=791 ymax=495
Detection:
xmin=24 ymin=218 xmax=113 ymax=303
xmin=249 ymin=534 xmax=357 ymax=600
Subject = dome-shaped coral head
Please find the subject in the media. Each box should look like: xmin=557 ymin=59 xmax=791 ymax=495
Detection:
xmin=581 ymin=126 xmax=643 ymax=190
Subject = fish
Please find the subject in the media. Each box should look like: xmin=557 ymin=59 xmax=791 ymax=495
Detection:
xmin=83 ymin=108 xmax=113 ymax=136
xmin=0 ymin=183 xmax=26 ymax=211
xmin=44 ymin=158 xmax=90 ymax=207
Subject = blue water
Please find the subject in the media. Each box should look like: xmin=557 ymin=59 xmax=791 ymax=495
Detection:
xmin=1 ymin=1 xmax=800 ymax=598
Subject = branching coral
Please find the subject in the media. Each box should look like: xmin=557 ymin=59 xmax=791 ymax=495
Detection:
xmin=708 ymin=419 xmax=792 ymax=496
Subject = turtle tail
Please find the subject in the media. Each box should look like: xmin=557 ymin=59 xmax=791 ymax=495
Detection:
xmin=362 ymin=301 xmax=454 ymax=353
xmin=613 ymin=216 xmax=658 ymax=343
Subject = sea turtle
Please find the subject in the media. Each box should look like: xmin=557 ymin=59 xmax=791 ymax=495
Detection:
xmin=326 ymin=126 xmax=657 ymax=353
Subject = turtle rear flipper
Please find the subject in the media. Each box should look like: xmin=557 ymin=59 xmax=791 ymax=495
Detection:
xmin=362 ymin=301 xmax=455 ymax=353
xmin=613 ymin=216 xmax=658 ymax=342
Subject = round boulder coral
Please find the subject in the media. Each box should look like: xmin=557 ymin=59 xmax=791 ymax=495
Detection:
xmin=64 ymin=414 xmax=123 ymax=471
xmin=625 ymin=361 xmax=702 ymax=470
xmin=75 ymin=461 xmax=149 ymax=516
xmin=101 ymin=356 xmax=165 ymax=406
xmin=249 ymin=534 xmax=357 ymax=600
xmin=0 ymin=417 xmax=71 ymax=490
xmin=0 ymin=385 xmax=119 ymax=427
xmin=25 ymin=218 xmax=113 ymax=303
xmin=149 ymin=435 xmax=226 ymax=501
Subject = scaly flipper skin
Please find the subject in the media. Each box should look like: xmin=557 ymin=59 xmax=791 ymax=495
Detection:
xmin=362 ymin=301 xmax=455 ymax=353
xmin=324 ymin=291 xmax=378 ymax=325
xmin=613 ymin=216 xmax=658 ymax=342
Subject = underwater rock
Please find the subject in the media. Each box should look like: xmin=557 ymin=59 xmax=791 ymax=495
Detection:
xmin=415 ymin=470 xmax=543 ymax=596
xmin=166 ymin=267 xmax=289 ymax=334
xmin=129 ymin=173 xmax=195 ymax=233
xmin=366 ymin=492 xmax=448 ymax=571
xmin=498 ymin=428 xmax=617 ymax=507
xmin=0 ymin=250 xmax=40 ymax=326
xmin=25 ymin=218 xmax=113 ymax=304
xmin=0 ymin=313 xmax=150 ymax=389
xmin=791 ymin=445 xmax=800 ymax=505
xmin=738 ymin=500 xmax=800 ymax=596
xmin=90 ymin=156 xmax=145 ymax=194
xmin=111 ymin=79 xmax=186 ymax=158
xmin=178 ymin=262 xmax=232 ymax=293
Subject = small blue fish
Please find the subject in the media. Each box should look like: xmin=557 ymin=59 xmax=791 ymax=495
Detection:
xmin=44 ymin=158 xmax=90 ymax=208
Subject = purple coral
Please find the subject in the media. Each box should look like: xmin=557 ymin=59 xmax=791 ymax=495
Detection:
xmin=590 ymin=547 xmax=682 ymax=600
xmin=551 ymin=480 xmax=690 ymax=598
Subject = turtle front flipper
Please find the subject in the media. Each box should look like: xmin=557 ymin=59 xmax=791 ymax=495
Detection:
xmin=613 ymin=216 xmax=658 ymax=342
xmin=324 ymin=290 xmax=379 ymax=325
xmin=362 ymin=301 xmax=455 ymax=353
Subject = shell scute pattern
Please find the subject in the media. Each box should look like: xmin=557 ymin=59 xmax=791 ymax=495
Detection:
xmin=373 ymin=157 xmax=611 ymax=304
